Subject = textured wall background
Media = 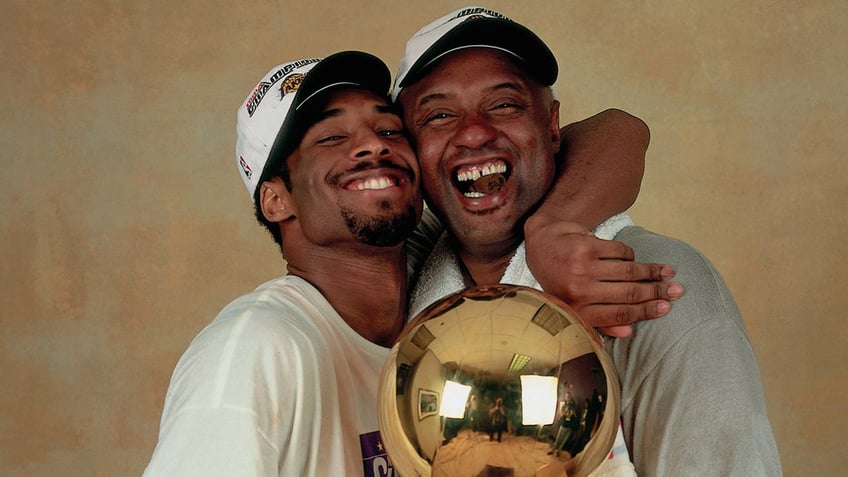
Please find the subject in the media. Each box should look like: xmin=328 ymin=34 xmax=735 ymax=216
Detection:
xmin=1 ymin=1 xmax=844 ymax=475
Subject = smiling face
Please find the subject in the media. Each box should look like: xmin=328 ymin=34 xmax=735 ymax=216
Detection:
xmin=283 ymin=87 xmax=422 ymax=248
xmin=398 ymin=49 xmax=561 ymax=257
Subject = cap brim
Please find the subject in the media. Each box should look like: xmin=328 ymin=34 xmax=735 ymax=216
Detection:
xmin=399 ymin=17 xmax=558 ymax=89
xmin=259 ymin=51 xmax=391 ymax=197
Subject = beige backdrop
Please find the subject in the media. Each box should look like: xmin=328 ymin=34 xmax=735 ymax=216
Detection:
xmin=2 ymin=1 xmax=845 ymax=476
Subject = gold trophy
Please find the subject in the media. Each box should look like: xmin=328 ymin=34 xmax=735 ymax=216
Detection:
xmin=378 ymin=285 xmax=621 ymax=477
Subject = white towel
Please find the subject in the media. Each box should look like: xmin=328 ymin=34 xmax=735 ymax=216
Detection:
xmin=594 ymin=212 xmax=634 ymax=241
xmin=408 ymin=212 xmax=634 ymax=319
xmin=408 ymin=233 xmax=465 ymax=319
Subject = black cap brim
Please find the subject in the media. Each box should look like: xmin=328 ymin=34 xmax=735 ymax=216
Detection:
xmin=399 ymin=17 xmax=558 ymax=89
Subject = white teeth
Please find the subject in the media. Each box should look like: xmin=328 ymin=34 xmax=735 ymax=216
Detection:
xmin=464 ymin=191 xmax=485 ymax=198
xmin=355 ymin=177 xmax=393 ymax=190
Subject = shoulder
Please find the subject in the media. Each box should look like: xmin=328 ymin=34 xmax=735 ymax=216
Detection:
xmin=615 ymin=226 xmax=713 ymax=271
xmin=613 ymin=225 xmax=747 ymax=334
xmin=196 ymin=276 xmax=327 ymax=346
xmin=608 ymin=230 xmax=779 ymax=475
xmin=608 ymin=226 xmax=755 ymax=382
xmin=149 ymin=277 xmax=344 ymax=476
xmin=156 ymin=277 xmax=338 ymax=426
xmin=608 ymin=226 xmax=758 ymax=400
xmin=169 ymin=276 xmax=334 ymax=394
xmin=614 ymin=226 xmax=740 ymax=320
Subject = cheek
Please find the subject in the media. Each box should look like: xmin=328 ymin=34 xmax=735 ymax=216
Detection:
xmin=395 ymin=143 xmax=421 ymax=175
xmin=513 ymin=129 xmax=556 ymax=190
xmin=418 ymin=160 xmax=443 ymax=199
xmin=413 ymin=135 xmax=445 ymax=177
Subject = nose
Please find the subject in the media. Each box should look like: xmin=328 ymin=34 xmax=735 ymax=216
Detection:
xmin=352 ymin=129 xmax=390 ymax=160
xmin=452 ymin=113 xmax=498 ymax=150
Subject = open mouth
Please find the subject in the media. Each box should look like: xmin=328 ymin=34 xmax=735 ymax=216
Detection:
xmin=453 ymin=160 xmax=511 ymax=198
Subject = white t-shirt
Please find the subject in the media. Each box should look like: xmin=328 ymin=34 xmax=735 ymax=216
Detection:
xmin=144 ymin=275 xmax=396 ymax=477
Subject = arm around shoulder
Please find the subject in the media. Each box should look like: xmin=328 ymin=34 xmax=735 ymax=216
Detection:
xmin=527 ymin=108 xmax=649 ymax=231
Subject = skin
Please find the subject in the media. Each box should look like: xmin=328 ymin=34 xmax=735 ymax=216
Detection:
xmin=400 ymin=49 xmax=682 ymax=335
xmin=401 ymin=49 xmax=561 ymax=285
xmin=530 ymin=108 xmax=649 ymax=233
xmin=525 ymin=111 xmax=680 ymax=336
xmin=259 ymin=88 xmax=422 ymax=346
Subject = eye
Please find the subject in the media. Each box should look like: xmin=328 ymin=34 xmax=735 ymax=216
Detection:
xmin=315 ymin=134 xmax=347 ymax=144
xmin=375 ymin=116 xmax=407 ymax=138
xmin=490 ymin=101 xmax=524 ymax=112
xmin=378 ymin=128 xmax=405 ymax=138
xmin=420 ymin=110 xmax=455 ymax=126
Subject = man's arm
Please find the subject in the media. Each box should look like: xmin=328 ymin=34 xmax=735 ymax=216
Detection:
xmin=524 ymin=109 xmax=681 ymax=337
xmin=537 ymin=108 xmax=648 ymax=229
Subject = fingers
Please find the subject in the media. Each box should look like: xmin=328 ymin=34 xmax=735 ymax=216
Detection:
xmin=576 ymin=298 xmax=675 ymax=331
xmin=558 ymin=279 xmax=683 ymax=310
xmin=592 ymin=238 xmax=636 ymax=261
xmin=600 ymin=280 xmax=683 ymax=304
xmin=589 ymin=260 xmax=676 ymax=283
xmin=526 ymin=228 xmax=685 ymax=334
xmin=598 ymin=325 xmax=633 ymax=338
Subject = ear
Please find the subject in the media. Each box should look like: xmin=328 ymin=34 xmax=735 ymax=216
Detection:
xmin=549 ymin=99 xmax=561 ymax=154
xmin=259 ymin=178 xmax=297 ymax=223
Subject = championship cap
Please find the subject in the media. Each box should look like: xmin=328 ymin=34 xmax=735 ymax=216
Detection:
xmin=391 ymin=6 xmax=558 ymax=100
xmin=236 ymin=51 xmax=392 ymax=203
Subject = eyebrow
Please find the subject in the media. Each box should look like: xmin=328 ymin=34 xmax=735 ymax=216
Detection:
xmin=312 ymin=107 xmax=344 ymax=124
xmin=313 ymin=102 xmax=400 ymax=125
xmin=376 ymin=103 xmax=400 ymax=115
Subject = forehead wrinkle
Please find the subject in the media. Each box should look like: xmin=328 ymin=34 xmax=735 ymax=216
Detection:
xmin=484 ymin=80 xmax=527 ymax=96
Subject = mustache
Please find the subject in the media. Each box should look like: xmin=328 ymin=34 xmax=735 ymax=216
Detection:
xmin=349 ymin=159 xmax=409 ymax=173
xmin=328 ymin=159 xmax=416 ymax=185
xmin=448 ymin=145 xmax=508 ymax=161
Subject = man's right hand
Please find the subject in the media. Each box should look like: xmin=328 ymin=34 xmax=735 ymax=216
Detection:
xmin=525 ymin=219 xmax=683 ymax=338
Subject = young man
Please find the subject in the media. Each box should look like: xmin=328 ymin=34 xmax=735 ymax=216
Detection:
xmin=394 ymin=6 xmax=782 ymax=476
xmin=144 ymin=51 xmax=420 ymax=477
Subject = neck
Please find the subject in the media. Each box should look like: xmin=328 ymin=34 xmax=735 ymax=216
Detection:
xmin=453 ymin=235 xmax=520 ymax=286
xmin=284 ymin=241 xmax=408 ymax=347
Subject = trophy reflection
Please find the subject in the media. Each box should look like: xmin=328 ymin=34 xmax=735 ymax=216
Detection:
xmin=377 ymin=285 xmax=621 ymax=477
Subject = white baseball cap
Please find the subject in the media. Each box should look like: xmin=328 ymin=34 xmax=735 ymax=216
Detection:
xmin=236 ymin=51 xmax=392 ymax=203
xmin=391 ymin=6 xmax=558 ymax=101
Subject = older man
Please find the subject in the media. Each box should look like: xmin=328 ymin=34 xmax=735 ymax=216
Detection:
xmin=395 ymin=6 xmax=782 ymax=476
